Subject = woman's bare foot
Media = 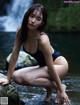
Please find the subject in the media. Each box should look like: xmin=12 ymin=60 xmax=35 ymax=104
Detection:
xmin=55 ymin=84 xmax=66 ymax=104
xmin=44 ymin=87 xmax=53 ymax=102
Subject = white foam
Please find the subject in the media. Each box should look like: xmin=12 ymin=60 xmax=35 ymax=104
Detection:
xmin=0 ymin=0 xmax=33 ymax=32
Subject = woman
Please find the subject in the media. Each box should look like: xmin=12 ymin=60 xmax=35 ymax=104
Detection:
xmin=0 ymin=3 xmax=70 ymax=104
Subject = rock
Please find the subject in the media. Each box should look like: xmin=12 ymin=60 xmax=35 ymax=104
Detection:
xmin=0 ymin=73 xmax=6 ymax=78
xmin=0 ymin=73 xmax=57 ymax=105
xmin=0 ymin=73 xmax=32 ymax=105
xmin=0 ymin=73 xmax=20 ymax=105
xmin=6 ymin=51 xmax=38 ymax=70
xmin=0 ymin=0 xmax=11 ymax=16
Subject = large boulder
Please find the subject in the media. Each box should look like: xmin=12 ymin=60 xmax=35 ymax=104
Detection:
xmin=6 ymin=51 xmax=38 ymax=70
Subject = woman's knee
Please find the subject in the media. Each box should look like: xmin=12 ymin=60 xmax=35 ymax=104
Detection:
xmin=12 ymin=71 xmax=22 ymax=83
xmin=12 ymin=71 xmax=19 ymax=79
xmin=12 ymin=70 xmax=35 ymax=85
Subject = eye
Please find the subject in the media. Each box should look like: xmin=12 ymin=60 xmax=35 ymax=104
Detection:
xmin=30 ymin=14 xmax=34 ymax=18
xmin=37 ymin=17 xmax=42 ymax=21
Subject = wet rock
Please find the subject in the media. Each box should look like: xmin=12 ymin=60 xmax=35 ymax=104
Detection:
xmin=0 ymin=73 xmax=32 ymax=105
xmin=0 ymin=73 xmax=20 ymax=105
xmin=6 ymin=51 xmax=38 ymax=70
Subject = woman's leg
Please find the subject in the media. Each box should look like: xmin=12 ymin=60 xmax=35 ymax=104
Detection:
xmin=12 ymin=56 xmax=68 ymax=102
xmin=50 ymin=57 xmax=68 ymax=103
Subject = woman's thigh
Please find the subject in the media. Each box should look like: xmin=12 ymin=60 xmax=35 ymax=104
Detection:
xmin=13 ymin=66 xmax=67 ymax=81
xmin=14 ymin=65 xmax=39 ymax=74
xmin=13 ymin=66 xmax=49 ymax=79
xmin=53 ymin=56 xmax=68 ymax=78
xmin=25 ymin=65 xmax=68 ymax=80
xmin=25 ymin=56 xmax=68 ymax=79
xmin=13 ymin=56 xmax=68 ymax=80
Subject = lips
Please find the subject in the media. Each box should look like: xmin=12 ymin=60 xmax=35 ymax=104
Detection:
xmin=29 ymin=23 xmax=35 ymax=27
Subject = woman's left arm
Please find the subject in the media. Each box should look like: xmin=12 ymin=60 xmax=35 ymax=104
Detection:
xmin=39 ymin=35 xmax=70 ymax=104
xmin=39 ymin=35 xmax=63 ymax=92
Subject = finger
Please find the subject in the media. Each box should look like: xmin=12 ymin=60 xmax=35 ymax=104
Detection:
xmin=0 ymin=80 xmax=3 ymax=84
xmin=2 ymin=83 xmax=8 ymax=86
xmin=66 ymin=99 xmax=70 ymax=105
xmin=65 ymin=97 xmax=70 ymax=105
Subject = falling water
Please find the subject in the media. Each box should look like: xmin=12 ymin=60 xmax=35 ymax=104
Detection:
xmin=0 ymin=0 xmax=33 ymax=32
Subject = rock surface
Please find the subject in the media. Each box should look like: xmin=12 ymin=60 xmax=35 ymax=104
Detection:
xmin=0 ymin=73 xmax=21 ymax=105
xmin=6 ymin=51 xmax=38 ymax=70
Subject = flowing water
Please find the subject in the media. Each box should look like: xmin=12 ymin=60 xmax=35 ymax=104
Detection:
xmin=0 ymin=0 xmax=33 ymax=31
xmin=0 ymin=32 xmax=80 ymax=105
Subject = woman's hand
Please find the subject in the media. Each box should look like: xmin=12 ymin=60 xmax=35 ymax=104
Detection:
xmin=60 ymin=91 xmax=70 ymax=105
xmin=0 ymin=78 xmax=9 ymax=85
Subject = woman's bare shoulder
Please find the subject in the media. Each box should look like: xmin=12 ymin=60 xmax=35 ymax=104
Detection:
xmin=39 ymin=32 xmax=49 ymax=42
xmin=39 ymin=32 xmax=50 ymax=47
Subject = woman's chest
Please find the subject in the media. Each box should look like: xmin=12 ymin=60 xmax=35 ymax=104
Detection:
xmin=23 ymin=40 xmax=38 ymax=53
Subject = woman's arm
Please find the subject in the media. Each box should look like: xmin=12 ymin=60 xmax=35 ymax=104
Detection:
xmin=7 ymin=29 xmax=21 ymax=82
xmin=0 ymin=29 xmax=21 ymax=85
xmin=39 ymin=34 xmax=63 ymax=92
xmin=39 ymin=34 xmax=70 ymax=104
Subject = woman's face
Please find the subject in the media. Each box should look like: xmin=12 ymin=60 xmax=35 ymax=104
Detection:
xmin=27 ymin=10 xmax=43 ymax=30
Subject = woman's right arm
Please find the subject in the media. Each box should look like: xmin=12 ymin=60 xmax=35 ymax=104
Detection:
xmin=0 ymin=29 xmax=21 ymax=85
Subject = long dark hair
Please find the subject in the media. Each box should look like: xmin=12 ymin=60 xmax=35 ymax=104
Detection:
xmin=19 ymin=3 xmax=47 ymax=43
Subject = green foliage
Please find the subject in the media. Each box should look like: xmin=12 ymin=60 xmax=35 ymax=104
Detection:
xmin=34 ymin=0 xmax=80 ymax=32
xmin=54 ymin=4 xmax=80 ymax=32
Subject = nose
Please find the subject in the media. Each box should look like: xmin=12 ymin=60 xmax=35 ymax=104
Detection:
xmin=32 ymin=18 xmax=36 ymax=23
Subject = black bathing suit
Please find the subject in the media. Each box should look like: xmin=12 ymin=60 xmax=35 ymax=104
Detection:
xmin=23 ymin=47 xmax=61 ymax=67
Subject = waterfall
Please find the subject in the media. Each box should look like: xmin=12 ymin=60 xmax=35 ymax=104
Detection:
xmin=0 ymin=0 xmax=33 ymax=32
